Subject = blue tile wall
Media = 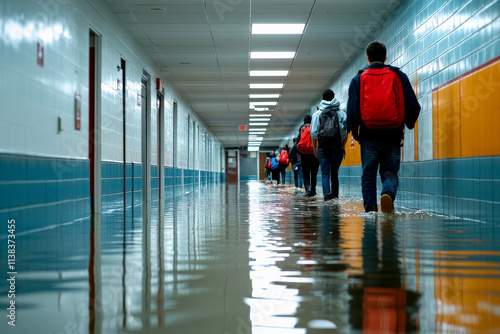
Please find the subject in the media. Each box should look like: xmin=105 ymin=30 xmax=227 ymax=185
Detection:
xmin=339 ymin=156 xmax=499 ymax=223
xmin=0 ymin=154 xmax=227 ymax=238
xmin=0 ymin=154 xmax=90 ymax=233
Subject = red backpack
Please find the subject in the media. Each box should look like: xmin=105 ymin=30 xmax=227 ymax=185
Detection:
xmin=266 ymin=157 xmax=272 ymax=169
xmin=297 ymin=125 xmax=314 ymax=154
xmin=278 ymin=150 xmax=289 ymax=165
xmin=360 ymin=66 xmax=405 ymax=129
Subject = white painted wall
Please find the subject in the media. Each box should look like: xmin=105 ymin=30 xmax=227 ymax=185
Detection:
xmin=0 ymin=0 xmax=222 ymax=171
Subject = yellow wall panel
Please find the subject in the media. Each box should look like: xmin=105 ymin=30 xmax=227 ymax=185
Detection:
xmin=461 ymin=63 xmax=500 ymax=157
xmin=433 ymin=58 xmax=500 ymax=159
xmin=436 ymin=83 xmax=461 ymax=159
xmin=433 ymin=91 xmax=439 ymax=159
xmin=342 ymin=133 xmax=361 ymax=166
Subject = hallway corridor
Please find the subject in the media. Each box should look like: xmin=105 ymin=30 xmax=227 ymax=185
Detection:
xmin=4 ymin=181 xmax=500 ymax=333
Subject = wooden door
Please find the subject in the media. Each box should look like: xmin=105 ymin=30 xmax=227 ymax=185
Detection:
xmin=225 ymin=150 xmax=238 ymax=182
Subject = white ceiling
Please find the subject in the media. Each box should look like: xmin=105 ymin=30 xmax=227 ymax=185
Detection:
xmin=103 ymin=0 xmax=397 ymax=148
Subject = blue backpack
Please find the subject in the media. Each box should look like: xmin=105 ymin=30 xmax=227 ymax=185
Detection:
xmin=270 ymin=157 xmax=279 ymax=170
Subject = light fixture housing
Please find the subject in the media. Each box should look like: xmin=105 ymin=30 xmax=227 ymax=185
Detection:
xmin=249 ymin=84 xmax=283 ymax=89
xmin=249 ymin=94 xmax=280 ymax=99
xmin=250 ymin=70 xmax=288 ymax=76
xmin=249 ymin=118 xmax=270 ymax=122
xmin=252 ymin=24 xmax=305 ymax=34
xmin=250 ymin=102 xmax=277 ymax=107
xmin=250 ymin=52 xmax=295 ymax=59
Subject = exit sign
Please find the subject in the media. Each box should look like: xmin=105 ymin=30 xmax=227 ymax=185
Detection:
xmin=239 ymin=125 xmax=247 ymax=131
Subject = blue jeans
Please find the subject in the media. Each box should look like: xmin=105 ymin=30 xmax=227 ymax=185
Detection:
xmin=318 ymin=148 xmax=344 ymax=199
xmin=280 ymin=163 xmax=287 ymax=184
xmin=360 ymin=138 xmax=401 ymax=211
xmin=292 ymin=162 xmax=303 ymax=188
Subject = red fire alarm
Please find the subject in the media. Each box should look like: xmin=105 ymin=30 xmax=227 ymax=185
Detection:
xmin=239 ymin=125 xmax=247 ymax=131
xmin=37 ymin=40 xmax=44 ymax=67
xmin=156 ymin=78 xmax=162 ymax=92
xmin=74 ymin=93 xmax=82 ymax=131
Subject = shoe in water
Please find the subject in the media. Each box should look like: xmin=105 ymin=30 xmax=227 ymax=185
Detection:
xmin=380 ymin=194 xmax=394 ymax=213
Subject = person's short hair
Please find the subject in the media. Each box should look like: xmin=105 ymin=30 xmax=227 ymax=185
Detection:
xmin=366 ymin=41 xmax=386 ymax=63
xmin=304 ymin=114 xmax=312 ymax=124
xmin=322 ymin=89 xmax=335 ymax=101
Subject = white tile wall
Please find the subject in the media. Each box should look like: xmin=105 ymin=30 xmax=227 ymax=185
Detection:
xmin=0 ymin=0 xmax=222 ymax=172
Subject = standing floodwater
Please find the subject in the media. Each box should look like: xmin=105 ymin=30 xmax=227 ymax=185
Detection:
xmin=3 ymin=180 xmax=500 ymax=334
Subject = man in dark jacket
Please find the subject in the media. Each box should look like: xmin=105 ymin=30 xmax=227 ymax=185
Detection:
xmin=347 ymin=41 xmax=421 ymax=213
xmin=288 ymin=137 xmax=303 ymax=189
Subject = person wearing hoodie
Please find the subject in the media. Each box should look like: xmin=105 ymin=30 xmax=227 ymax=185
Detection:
xmin=311 ymin=89 xmax=348 ymax=201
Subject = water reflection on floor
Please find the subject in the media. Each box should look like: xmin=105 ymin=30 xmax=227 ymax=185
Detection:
xmin=3 ymin=180 xmax=500 ymax=333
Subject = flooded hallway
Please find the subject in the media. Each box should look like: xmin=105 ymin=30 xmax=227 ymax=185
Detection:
xmin=5 ymin=181 xmax=500 ymax=333
xmin=1 ymin=0 xmax=500 ymax=333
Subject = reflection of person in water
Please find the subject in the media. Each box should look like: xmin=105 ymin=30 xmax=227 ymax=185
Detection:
xmin=349 ymin=217 xmax=420 ymax=333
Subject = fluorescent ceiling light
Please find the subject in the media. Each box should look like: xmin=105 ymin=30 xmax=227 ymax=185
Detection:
xmin=248 ymin=137 xmax=263 ymax=141
xmin=249 ymin=114 xmax=272 ymax=117
xmin=254 ymin=108 xmax=270 ymax=111
xmin=249 ymin=132 xmax=266 ymax=135
xmin=248 ymin=142 xmax=262 ymax=145
xmin=252 ymin=24 xmax=305 ymax=34
xmin=250 ymin=70 xmax=288 ymax=76
xmin=249 ymin=84 xmax=283 ymax=89
xmin=248 ymin=128 xmax=266 ymax=131
xmin=249 ymin=94 xmax=280 ymax=99
xmin=250 ymin=52 xmax=295 ymax=59
xmin=250 ymin=102 xmax=277 ymax=106
xmin=249 ymin=118 xmax=270 ymax=122
xmin=248 ymin=147 xmax=260 ymax=151
xmin=249 ymin=122 xmax=269 ymax=126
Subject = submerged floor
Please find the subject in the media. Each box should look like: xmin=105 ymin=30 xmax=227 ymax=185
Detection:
xmin=3 ymin=180 xmax=500 ymax=333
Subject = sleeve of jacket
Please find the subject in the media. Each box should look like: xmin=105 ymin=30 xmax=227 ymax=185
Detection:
xmin=398 ymin=71 xmax=421 ymax=130
xmin=346 ymin=77 xmax=361 ymax=133
xmin=310 ymin=110 xmax=320 ymax=139
xmin=337 ymin=109 xmax=348 ymax=141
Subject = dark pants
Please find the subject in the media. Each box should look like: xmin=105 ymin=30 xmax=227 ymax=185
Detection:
xmin=292 ymin=162 xmax=303 ymax=188
xmin=301 ymin=154 xmax=319 ymax=195
xmin=360 ymin=138 xmax=401 ymax=211
xmin=271 ymin=168 xmax=280 ymax=184
xmin=318 ymin=148 xmax=344 ymax=200
xmin=279 ymin=163 xmax=287 ymax=185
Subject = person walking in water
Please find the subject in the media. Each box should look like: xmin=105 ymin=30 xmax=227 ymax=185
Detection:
xmin=311 ymin=89 xmax=348 ymax=201
xmin=346 ymin=41 xmax=420 ymax=213
xmin=288 ymin=137 xmax=303 ymax=189
xmin=297 ymin=114 xmax=320 ymax=198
